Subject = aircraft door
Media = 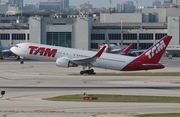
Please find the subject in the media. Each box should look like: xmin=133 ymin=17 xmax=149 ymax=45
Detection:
xmin=23 ymin=47 xmax=28 ymax=53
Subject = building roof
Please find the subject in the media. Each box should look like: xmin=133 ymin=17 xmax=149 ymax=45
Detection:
xmin=43 ymin=17 xmax=74 ymax=24
xmin=93 ymin=22 xmax=167 ymax=29
xmin=0 ymin=23 xmax=29 ymax=29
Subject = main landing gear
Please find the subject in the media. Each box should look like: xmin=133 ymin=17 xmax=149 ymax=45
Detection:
xmin=20 ymin=59 xmax=24 ymax=64
xmin=80 ymin=66 xmax=96 ymax=75
xmin=80 ymin=69 xmax=96 ymax=75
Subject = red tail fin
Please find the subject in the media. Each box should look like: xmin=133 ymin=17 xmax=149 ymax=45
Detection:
xmin=122 ymin=36 xmax=172 ymax=71
xmin=137 ymin=36 xmax=172 ymax=64
xmin=123 ymin=42 xmax=134 ymax=54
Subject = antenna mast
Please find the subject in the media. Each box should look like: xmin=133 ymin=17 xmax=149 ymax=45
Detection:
xmin=135 ymin=0 xmax=138 ymax=12
xmin=109 ymin=0 xmax=112 ymax=8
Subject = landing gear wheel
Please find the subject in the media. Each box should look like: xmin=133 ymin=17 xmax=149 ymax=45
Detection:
xmin=80 ymin=71 xmax=84 ymax=75
xmin=88 ymin=72 xmax=96 ymax=75
xmin=90 ymin=69 xmax=94 ymax=73
xmin=20 ymin=60 xmax=24 ymax=64
xmin=80 ymin=66 xmax=96 ymax=75
xmin=88 ymin=69 xmax=94 ymax=74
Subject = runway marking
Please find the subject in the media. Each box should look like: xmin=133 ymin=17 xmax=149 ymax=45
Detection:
xmin=0 ymin=110 xmax=136 ymax=115
xmin=0 ymin=77 xmax=12 ymax=80
xmin=0 ymin=110 xmax=64 ymax=113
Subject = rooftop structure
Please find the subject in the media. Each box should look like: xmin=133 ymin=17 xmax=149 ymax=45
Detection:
xmin=162 ymin=0 xmax=172 ymax=7
xmin=39 ymin=0 xmax=69 ymax=11
xmin=172 ymin=0 xmax=180 ymax=5
xmin=0 ymin=3 xmax=8 ymax=15
xmin=6 ymin=4 xmax=21 ymax=16
xmin=117 ymin=0 xmax=135 ymax=12
xmin=80 ymin=2 xmax=93 ymax=11
xmin=152 ymin=0 xmax=162 ymax=7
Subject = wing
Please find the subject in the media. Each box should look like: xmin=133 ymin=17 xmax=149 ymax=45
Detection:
xmin=70 ymin=46 xmax=106 ymax=66
xmin=2 ymin=49 xmax=11 ymax=53
xmin=2 ymin=46 xmax=12 ymax=53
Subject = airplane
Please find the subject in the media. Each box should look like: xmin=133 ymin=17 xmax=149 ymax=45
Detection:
xmin=100 ymin=42 xmax=134 ymax=54
xmin=100 ymin=31 xmax=134 ymax=54
xmin=0 ymin=41 xmax=13 ymax=59
xmin=10 ymin=36 xmax=172 ymax=75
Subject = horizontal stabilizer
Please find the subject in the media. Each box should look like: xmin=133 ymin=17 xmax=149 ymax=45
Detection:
xmin=142 ymin=64 xmax=164 ymax=67
xmin=2 ymin=50 xmax=11 ymax=53
xmin=159 ymin=62 xmax=169 ymax=66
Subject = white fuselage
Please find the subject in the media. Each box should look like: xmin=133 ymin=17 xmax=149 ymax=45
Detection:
xmin=11 ymin=43 xmax=137 ymax=71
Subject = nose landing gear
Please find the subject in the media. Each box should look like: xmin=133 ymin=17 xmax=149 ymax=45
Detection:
xmin=19 ymin=56 xmax=24 ymax=64
xmin=20 ymin=59 xmax=24 ymax=64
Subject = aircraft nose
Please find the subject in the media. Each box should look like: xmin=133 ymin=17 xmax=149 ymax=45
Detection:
xmin=10 ymin=47 xmax=16 ymax=54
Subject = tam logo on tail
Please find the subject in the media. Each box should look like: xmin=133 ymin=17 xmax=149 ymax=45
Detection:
xmin=145 ymin=40 xmax=166 ymax=59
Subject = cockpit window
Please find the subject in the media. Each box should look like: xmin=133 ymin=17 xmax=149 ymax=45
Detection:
xmin=14 ymin=44 xmax=19 ymax=48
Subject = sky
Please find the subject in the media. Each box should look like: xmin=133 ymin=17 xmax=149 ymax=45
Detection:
xmin=3 ymin=0 xmax=164 ymax=8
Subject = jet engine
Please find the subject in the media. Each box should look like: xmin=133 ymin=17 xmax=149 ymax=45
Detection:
xmin=56 ymin=57 xmax=78 ymax=68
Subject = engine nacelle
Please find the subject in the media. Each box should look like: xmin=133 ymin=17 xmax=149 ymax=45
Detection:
xmin=56 ymin=57 xmax=78 ymax=68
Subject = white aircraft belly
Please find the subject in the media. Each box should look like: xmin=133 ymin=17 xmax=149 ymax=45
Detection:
xmin=93 ymin=59 xmax=128 ymax=71
xmin=22 ymin=51 xmax=57 ymax=61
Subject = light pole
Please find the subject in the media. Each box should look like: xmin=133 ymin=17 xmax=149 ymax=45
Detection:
xmin=20 ymin=0 xmax=23 ymax=16
xmin=120 ymin=18 xmax=125 ymax=46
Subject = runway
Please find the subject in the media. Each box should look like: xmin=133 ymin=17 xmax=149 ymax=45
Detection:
xmin=0 ymin=57 xmax=180 ymax=117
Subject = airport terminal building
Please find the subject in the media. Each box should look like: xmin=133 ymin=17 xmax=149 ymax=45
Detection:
xmin=0 ymin=7 xmax=180 ymax=55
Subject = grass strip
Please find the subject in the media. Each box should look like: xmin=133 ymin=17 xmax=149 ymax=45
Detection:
xmin=136 ymin=113 xmax=180 ymax=117
xmin=43 ymin=94 xmax=180 ymax=103
xmin=173 ymin=82 xmax=180 ymax=84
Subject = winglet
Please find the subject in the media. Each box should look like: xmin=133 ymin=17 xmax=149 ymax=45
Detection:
xmin=94 ymin=46 xmax=106 ymax=57
xmin=123 ymin=42 xmax=134 ymax=54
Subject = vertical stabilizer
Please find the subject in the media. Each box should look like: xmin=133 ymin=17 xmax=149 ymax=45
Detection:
xmin=123 ymin=42 xmax=134 ymax=54
xmin=137 ymin=36 xmax=172 ymax=64
xmin=122 ymin=36 xmax=172 ymax=71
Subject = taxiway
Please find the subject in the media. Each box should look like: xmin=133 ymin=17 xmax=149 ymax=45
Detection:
xmin=0 ymin=57 xmax=180 ymax=117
